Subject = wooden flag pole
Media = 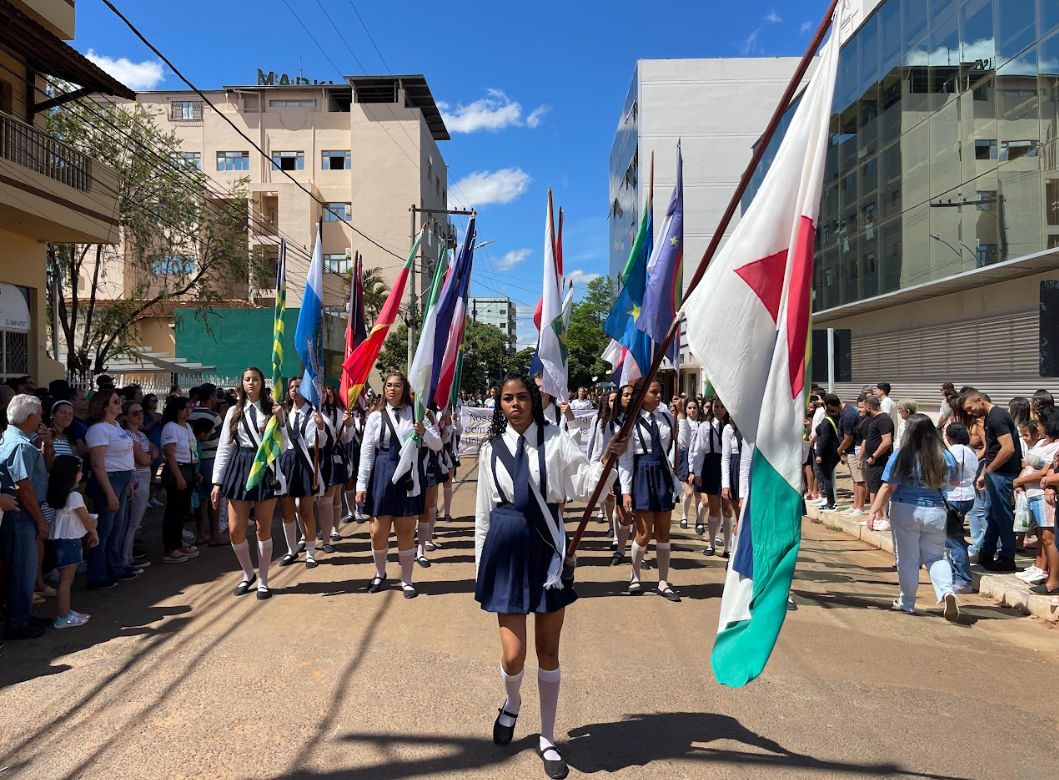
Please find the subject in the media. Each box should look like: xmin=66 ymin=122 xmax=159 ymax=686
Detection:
xmin=567 ymin=0 xmax=840 ymax=560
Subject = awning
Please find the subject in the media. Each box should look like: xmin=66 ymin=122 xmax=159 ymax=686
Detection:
xmin=812 ymin=246 xmax=1059 ymax=325
xmin=104 ymin=351 xmax=216 ymax=375
xmin=0 ymin=0 xmax=136 ymax=104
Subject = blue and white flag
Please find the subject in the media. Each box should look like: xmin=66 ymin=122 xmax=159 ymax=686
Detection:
xmin=295 ymin=221 xmax=325 ymax=407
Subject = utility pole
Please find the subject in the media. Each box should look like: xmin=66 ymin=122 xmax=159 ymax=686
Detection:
xmin=407 ymin=205 xmax=474 ymax=370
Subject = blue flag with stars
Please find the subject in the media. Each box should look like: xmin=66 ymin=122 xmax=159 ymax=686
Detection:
xmin=604 ymin=197 xmax=653 ymax=379
xmin=637 ymin=144 xmax=683 ymax=364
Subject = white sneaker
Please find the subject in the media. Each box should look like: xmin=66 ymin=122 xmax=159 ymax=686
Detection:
xmin=847 ymin=508 xmax=868 ymax=518
xmin=814 ymin=497 xmax=829 ymax=506
xmin=1016 ymin=566 xmax=1041 ymax=582
xmin=873 ymin=520 xmax=891 ymax=531
xmin=1021 ymin=569 xmax=1048 ymax=585
xmin=821 ymin=505 xmax=838 ymax=513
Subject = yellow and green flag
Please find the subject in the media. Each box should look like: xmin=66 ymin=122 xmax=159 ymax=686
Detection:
xmin=246 ymin=240 xmax=287 ymax=491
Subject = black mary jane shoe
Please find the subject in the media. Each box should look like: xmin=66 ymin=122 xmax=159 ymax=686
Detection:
xmin=679 ymin=518 xmax=688 ymax=529
xmin=416 ymin=555 xmax=432 ymax=568
xmin=305 ymin=558 xmax=320 ymax=569
xmin=536 ymin=743 xmax=569 ymax=780
xmin=609 ymin=551 xmax=624 ymax=566
xmin=492 ymin=707 xmax=518 ymax=745
xmin=233 ymin=575 xmax=257 ymax=596
xmin=256 ymin=586 xmax=272 ymax=600
xmin=695 ymin=523 xmax=705 ymax=536
xmin=657 ymin=585 xmax=682 ymax=603
xmin=367 ymin=575 xmax=387 ymax=594
xmin=322 ymin=544 xmax=336 ymax=554
xmin=628 ymin=581 xmax=643 ymax=596
xmin=402 ymin=584 xmax=418 ymax=599
xmin=641 ymin=559 xmax=652 ymax=571
xmin=279 ymin=552 xmax=298 ymax=567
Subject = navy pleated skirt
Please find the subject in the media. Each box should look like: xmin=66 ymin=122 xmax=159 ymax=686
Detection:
xmin=677 ymin=446 xmax=690 ymax=482
xmin=696 ymin=452 xmax=723 ymax=495
xmin=279 ymin=448 xmax=316 ymax=498
xmin=631 ymin=459 xmax=676 ymax=512
xmin=366 ymin=451 xmax=425 ymax=519
xmin=421 ymin=449 xmax=448 ymax=487
xmin=218 ymin=446 xmax=279 ymax=502
xmin=475 ymin=505 xmax=577 ymax=615
xmin=728 ymin=452 xmax=742 ymax=501
xmin=324 ymin=444 xmax=349 ymax=488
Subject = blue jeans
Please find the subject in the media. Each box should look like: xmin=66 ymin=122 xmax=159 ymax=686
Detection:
xmin=968 ymin=488 xmax=987 ymax=556
xmin=981 ymin=470 xmax=1016 ymax=560
xmin=1 ymin=507 xmax=39 ymax=629
xmin=87 ymin=470 xmax=133 ymax=585
xmin=945 ymin=499 xmax=974 ymax=587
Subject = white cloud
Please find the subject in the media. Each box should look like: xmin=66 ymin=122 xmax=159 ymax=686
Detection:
xmin=514 ymin=303 xmax=539 ymax=348
xmin=496 ymin=248 xmax=531 ymax=271
xmin=566 ymin=269 xmax=601 ymax=285
xmin=448 ymin=168 xmax=531 ymax=210
xmin=85 ymin=50 xmax=164 ymax=91
xmin=439 ymin=89 xmax=549 ymax=133
xmin=526 ymin=105 xmax=551 ymax=128
xmin=765 ymin=10 xmax=782 ymax=24
xmin=740 ymin=29 xmax=762 ymax=55
xmin=800 ymin=20 xmax=813 ymax=34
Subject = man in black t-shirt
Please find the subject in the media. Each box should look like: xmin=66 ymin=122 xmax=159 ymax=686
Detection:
xmin=835 ymin=396 xmax=867 ymax=515
xmin=861 ymin=395 xmax=894 ymax=519
xmin=961 ymin=388 xmax=1021 ymax=570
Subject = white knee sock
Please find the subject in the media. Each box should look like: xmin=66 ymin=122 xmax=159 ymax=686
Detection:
xmin=443 ymin=484 xmax=452 ymax=517
xmin=317 ymin=501 xmax=334 ymax=542
xmin=257 ymin=539 xmax=273 ymax=588
xmin=282 ymin=521 xmax=298 ymax=556
xmin=417 ymin=521 xmax=430 ymax=558
xmin=344 ymin=490 xmax=358 ymax=517
xmin=630 ymin=540 xmax=646 ymax=584
xmin=498 ymin=666 xmax=524 ymax=727
xmin=231 ymin=540 xmax=255 ymax=580
xmin=372 ymin=548 xmax=387 ymax=579
xmin=616 ymin=524 xmax=631 ymax=555
xmin=681 ymin=493 xmax=691 ymax=521
xmin=398 ymin=548 xmax=415 ymax=586
xmin=656 ymin=542 xmax=671 ymax=589
xmin=305 ymin=539 xmax=317 ymax=562
xmin=427 ymin=507 xmax=437 ymax=544
xmin=538 ymin=666 xmax=562 ymax=756
xmin=695 ymin=500 xmax=705 ymax=527
xmin=708 ymin=514 xmax=720 ymax=546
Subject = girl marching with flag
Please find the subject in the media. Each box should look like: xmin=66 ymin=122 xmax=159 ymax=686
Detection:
xmin=586 ymin=388 xmax=633 ymax=566
xmin=355 ymin=370 xmax=441 ymax=598
xmin=619 ymin=377 xmax=681 ymax=601
xmin=691 ymin=398 xmax=735 ymax=557
xmin=212 ymin=367 xmax=286 ymax=600
xmin=276 ymin=377 xmax=325 ymax=569
xmin=475 ymin=372 xmax=627 ymax=780
xmin=440 ymin=408 xmax=459 ymax=522
xmin=318 ymin=386 xmax=356 ymax=548
xmin=342 ymin=400 xmax=368 ymax=523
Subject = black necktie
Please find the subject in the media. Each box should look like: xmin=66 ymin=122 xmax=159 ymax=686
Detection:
xmin=513 ymin=435 xmax=530 ymax=511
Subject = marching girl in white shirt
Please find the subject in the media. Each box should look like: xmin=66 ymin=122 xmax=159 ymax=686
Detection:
xmin=619 ymin=378 xmax=681 ymax=602
xmin=415 ymin=406 xmax=447 ymax=567
xmin=318 ymin=387 xmax=356 ymax=550
xmin=691 ymin=398 xmax=735 ymax=556
xmin=587 ymin=389 xmax=634 ymax=566
xmin=276 ymin=377 xmax=325 ymax=569
xmin=212 ymin=367 xmax=286 ymax=600
xmin=342 ymin=403 xmax=367 ymax=523
xmin=676 ymin=398 xmax=703 ymax=533
xmin=534 ymin=373 xmax=579 ymax=446
xmin=355 ymin=371 xmax=441 ymax=598
xmin=476 ymin=372 xmax=627 ymax=780
xmin=720 ymin=418 xmax=753 ymax=559
xmin=439 ymin=408 xmax=458 ymax=522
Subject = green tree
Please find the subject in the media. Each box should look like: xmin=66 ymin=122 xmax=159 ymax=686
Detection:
xmin=343 ymin=264 xmax=390 ymax=322
xmin=45 ymin=97 xmax=263 ymax=377
xmin=566 ymin=275 xmax=617 ymax=390
xmin=376 ymin=323 xmax=409 ymax=375
xmin=509 ymin=346 xmax=536 ymax=376
xmin=460 ymin=319 xmax=510 ymax=395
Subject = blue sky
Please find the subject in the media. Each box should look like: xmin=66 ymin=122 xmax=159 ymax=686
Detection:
xmin=73 ymin=0 xmax=831 ymax=347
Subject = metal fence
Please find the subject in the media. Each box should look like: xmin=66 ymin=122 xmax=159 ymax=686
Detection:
xmin=0 ymin=109 xmax=92 ymax=192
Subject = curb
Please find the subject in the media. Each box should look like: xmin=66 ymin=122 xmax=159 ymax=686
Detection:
xmin=804 ymin=501 xmax=1059 ymax=622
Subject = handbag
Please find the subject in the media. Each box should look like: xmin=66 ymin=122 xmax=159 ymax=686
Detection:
xmin=938 ymin=490 xmax=964 ymax=537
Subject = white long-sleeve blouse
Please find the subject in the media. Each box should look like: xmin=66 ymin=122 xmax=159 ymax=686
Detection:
xmin=617 ymin=408 xmax=676 ymax=494
xmin=355 ymin=404 xmax=441 ymax=491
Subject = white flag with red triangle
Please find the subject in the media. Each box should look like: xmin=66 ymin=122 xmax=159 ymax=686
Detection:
xmin=682 ymin=2 xmax=844 ymax=688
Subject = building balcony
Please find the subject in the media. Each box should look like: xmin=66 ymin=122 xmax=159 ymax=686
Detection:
xmin=0 ymin=109 xmax=120 ymax=244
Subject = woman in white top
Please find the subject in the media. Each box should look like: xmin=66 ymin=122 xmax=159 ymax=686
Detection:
xmin=160 ymin=397 xmax=200 ymax=565
xmin=474 ymin=372 xmax=626 ymax=779
xmin=212 ymin=367 xmax=285 ymax=599
xmin=691 ymin=398 xmax=734 ymax=556
xmin=43 ymin=400 xmax=76 ymax=469
xmin=122 ymin=399 xmax=158 ymax=571
xmin=676 ymin=398 xmax=702 ymax=532
xmin=720 ymin=419 xmax=754 ymax=559
xmin=943 ymin=422 xmax=979 ymax=594
xmin=342 ymin=404 xmax=367 ymax=523
xmin=355 ymin=371 xmax=440 ymax=598
xmin=318 ymin=387 xmax=356 ymax=551
xmin=587 ymin=389 xmax=634 ymax=566
xmin=277 ymin=377 xmax=325 ymax=569
xmin=1018 ymin=407 xmax=1059 ymax=592
xmin=619 ymin=378 xmax=681 ymax=601
xmin=85 ymin=388 xmax=137 ymax=588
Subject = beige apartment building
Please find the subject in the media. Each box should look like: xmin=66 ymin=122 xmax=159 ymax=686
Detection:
xmin=0 ymin=0 xmax=133 ymax=383
xmin=78 ymin=74 xmax=450 ymax=378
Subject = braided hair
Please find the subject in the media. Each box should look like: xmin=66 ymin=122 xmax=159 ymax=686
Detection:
xmin=488 ymin=372 xmax=546 ymax=441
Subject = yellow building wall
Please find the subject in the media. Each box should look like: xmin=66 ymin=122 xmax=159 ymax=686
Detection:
xmin=0 ymin=227 xmax=64 ymax=383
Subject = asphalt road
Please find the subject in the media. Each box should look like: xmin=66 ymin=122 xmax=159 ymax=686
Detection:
xmin=1 ymin=461 xmax=1057 ymax=780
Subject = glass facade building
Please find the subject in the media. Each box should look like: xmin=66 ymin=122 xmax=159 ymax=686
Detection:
xmin=748 ymin=0 xmax=1059 ymax=313
xmin=609 ymin=67 xmax=640 ymax=280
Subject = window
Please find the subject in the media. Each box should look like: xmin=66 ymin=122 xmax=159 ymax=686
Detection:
xmin=170 ymin=101 xmax=202 ymax=121
xmin=322 ymin=150 xmax=350 ymax=170
xmin=1000 ymin=140 xmax=1039 ymax=161
xmin=323 ymin=253 xmax=351 ymax=274
xmin=271 ymin=151 xmax=304 ymax=171
xmin=0 ymin=330 xmax=29 ymax=381
xmin=170 ymin=152 xmax=201 ymax=171
xmin=975 ymin=139 xmax=998 ymax=160
xmin=217 ymin=151 xmax=250 ymax=171
xmin=269 ymin=100 xmax=315 ymax=107
xmin=323 ymin=202 xmax=351 ymax=222
xmin=152 ymin=256 xmax=195 ymax=275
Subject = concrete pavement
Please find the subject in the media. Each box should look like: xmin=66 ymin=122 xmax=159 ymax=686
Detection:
xmin=1 ymin=461 xmax=1058 ymax=780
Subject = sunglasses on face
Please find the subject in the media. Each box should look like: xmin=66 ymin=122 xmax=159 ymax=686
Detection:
xmin=128 ymin=409 xmax=143 ymax=416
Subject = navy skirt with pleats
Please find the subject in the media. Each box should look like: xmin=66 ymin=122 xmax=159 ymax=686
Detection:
xmin=677 ymin=446 xmax=690 ymax=482
xmin=324 ymin=444 xmax=349 ymax=488
xmin=218 ymin=446 xmax=279 ymax=502
xmin=728 ymin=452 xmax=742 ymax=501
xmin=366 ymin=449 xmax=425 ymax=518
xmin=475 ymin=505 xmax=577 ymax=615
xmin=696 ymin=452 xmax=723 ymax=495
xmin=631 ymin=458 xmax=675 ymax=512
xmin=279 ymin=448 xmax=316 ymax=498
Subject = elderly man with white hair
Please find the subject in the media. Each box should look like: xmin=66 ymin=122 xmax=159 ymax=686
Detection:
xmin=0 ymin=393 xmax=52 ymax=640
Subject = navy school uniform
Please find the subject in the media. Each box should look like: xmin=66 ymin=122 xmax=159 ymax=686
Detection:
xmin=214 ymin=400 xmax=287 ymax=501
xmin=676 ymin=417 xmax=700 ymax=483
xmin=475 ymin=421 xmax=616 ymax=615
xmin=690 ymin=418 xmax=724 ymax=496
xmin=355 ymin=405 xmax=441 ymax=518
xmin=586 ymin=413 xmax=624 ymax=500
xmin=618 ymin=409 xmax=677 ymax=512
xmin=279 ymin=403 xmax=323 ymax=498
xmin=320 ymin=406 xmax=354 ymax=488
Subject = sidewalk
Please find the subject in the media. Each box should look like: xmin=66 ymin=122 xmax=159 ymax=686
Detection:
xmin=807 ymin=471 xmax=1059 ymax=623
